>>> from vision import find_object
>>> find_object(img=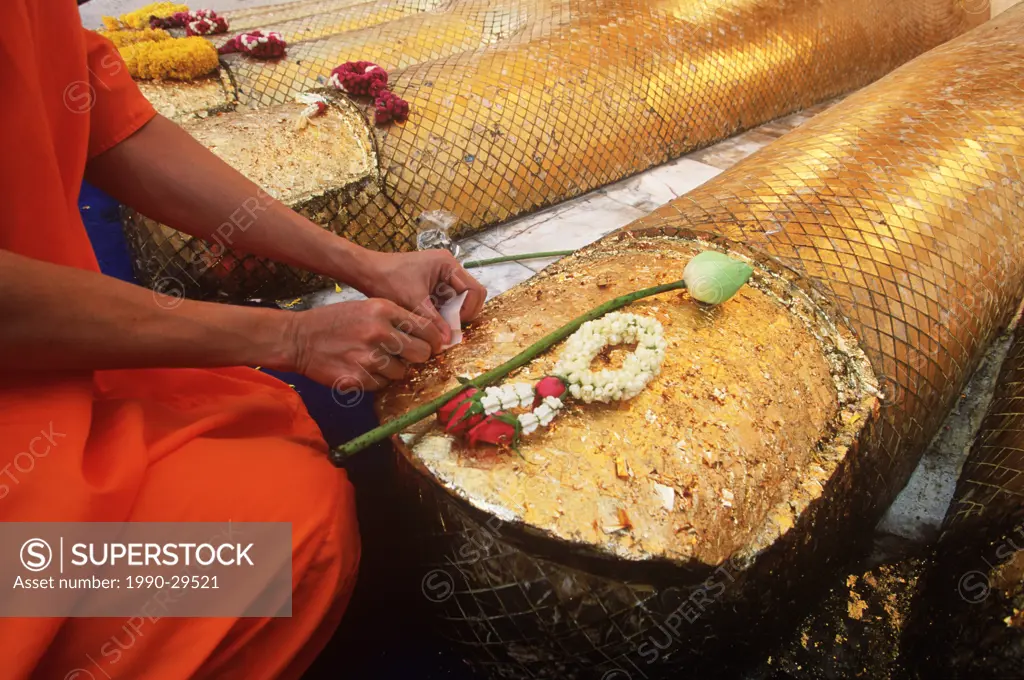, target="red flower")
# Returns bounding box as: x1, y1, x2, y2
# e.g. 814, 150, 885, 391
331, 62, 389, 97
437, 388, 484, 436
534, 376, 566, 406
186, 15, 228, 36
374, 90, 410, 125
466, 415, 516, 447
150, 12, 190, 29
